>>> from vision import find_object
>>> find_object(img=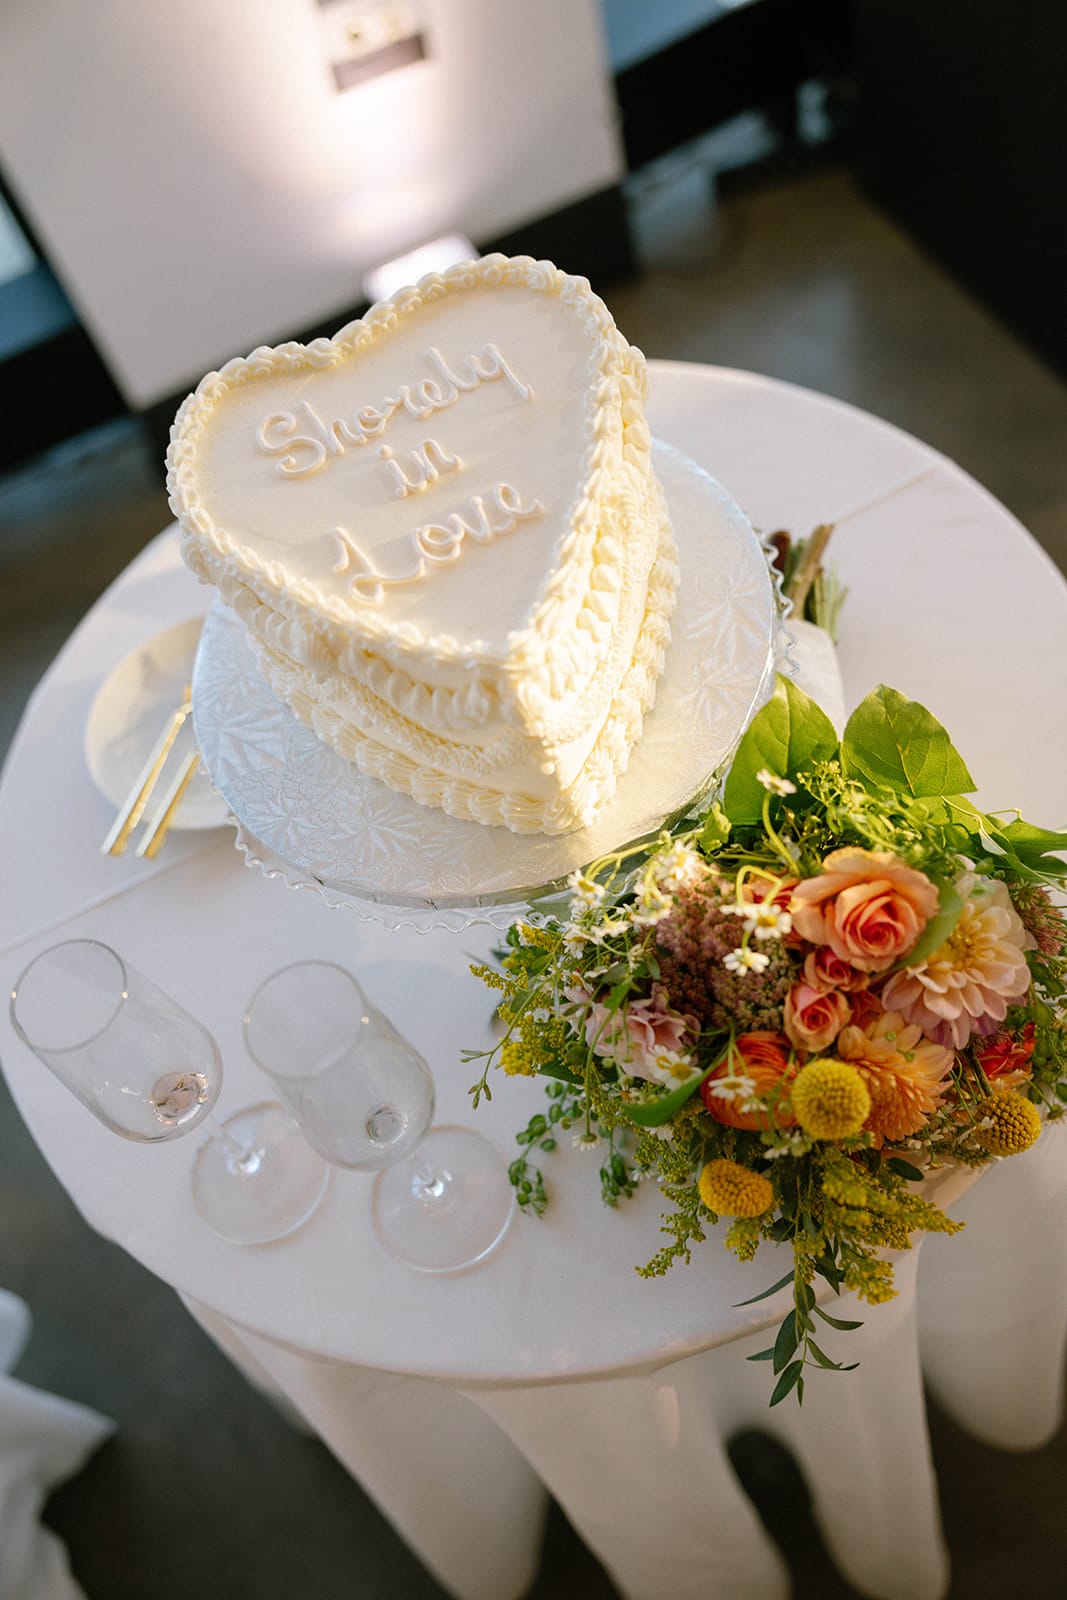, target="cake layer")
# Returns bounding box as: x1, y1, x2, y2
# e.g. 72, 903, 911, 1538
168, 254, 677, 833
251, 509, 678, 834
